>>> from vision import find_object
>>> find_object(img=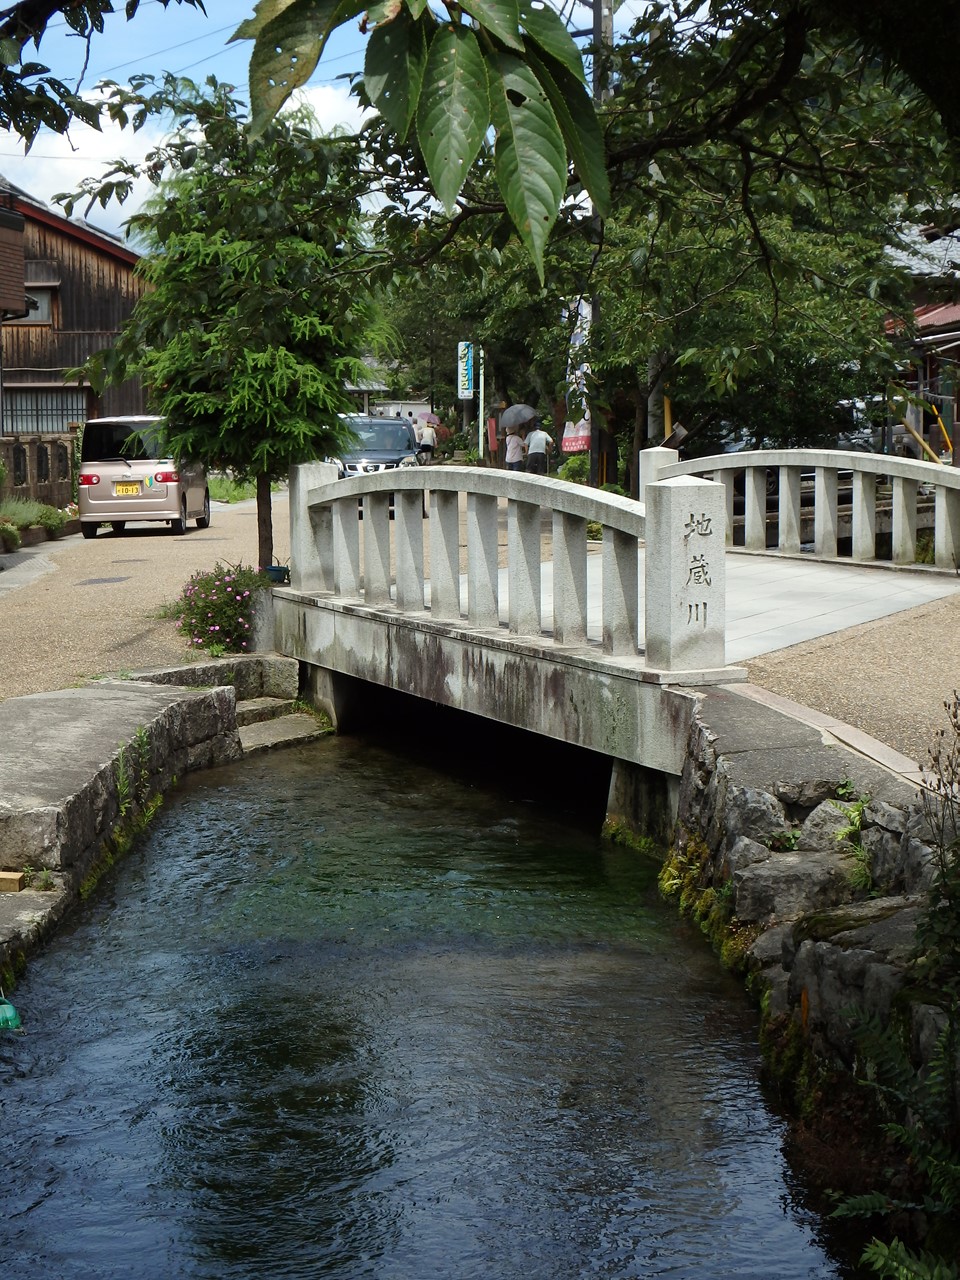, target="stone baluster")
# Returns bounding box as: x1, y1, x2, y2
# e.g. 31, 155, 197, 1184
429, 489, 461, 619
935, 483, 960, 571
851, 471, 877, 561
507, 497, 542, 636
644, 476, 725, 671
466, 492, 499, 628
552, 510, 588, 646
891, 475, 918, 565
362, 492, 392, 606
778, 466, 802, 554
333, 496, 361, 597
814, 467, 839, 558
742, 467, 767, 551
601, 527, 638, 655
394, 489, 426, 611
